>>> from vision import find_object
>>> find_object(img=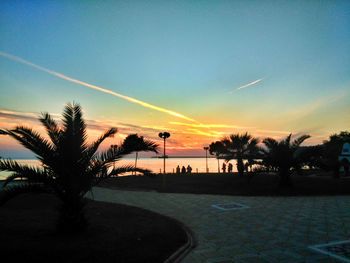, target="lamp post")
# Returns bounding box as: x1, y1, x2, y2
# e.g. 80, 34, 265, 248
204, 146, 209, 173
158, 132, 170, 173
159, 132, 170, 191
